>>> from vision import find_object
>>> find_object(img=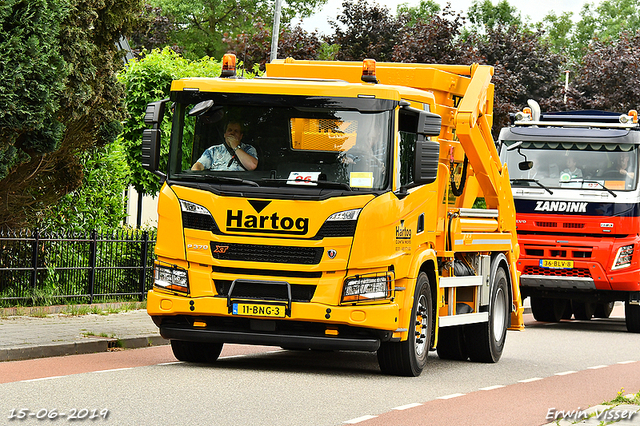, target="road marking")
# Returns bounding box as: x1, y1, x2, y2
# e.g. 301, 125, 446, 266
518, 377, 543, 383
343, 415, 377, 424
392, 403, 422, 410
555, 371, 577, 376
480, 385, 505, 391
93, 367, 134, 374
587, 365, 609, 369
617, 360, 637, 364
437, 393, 465, 400
21, 376, 64, 382
157, 361, 183, 365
